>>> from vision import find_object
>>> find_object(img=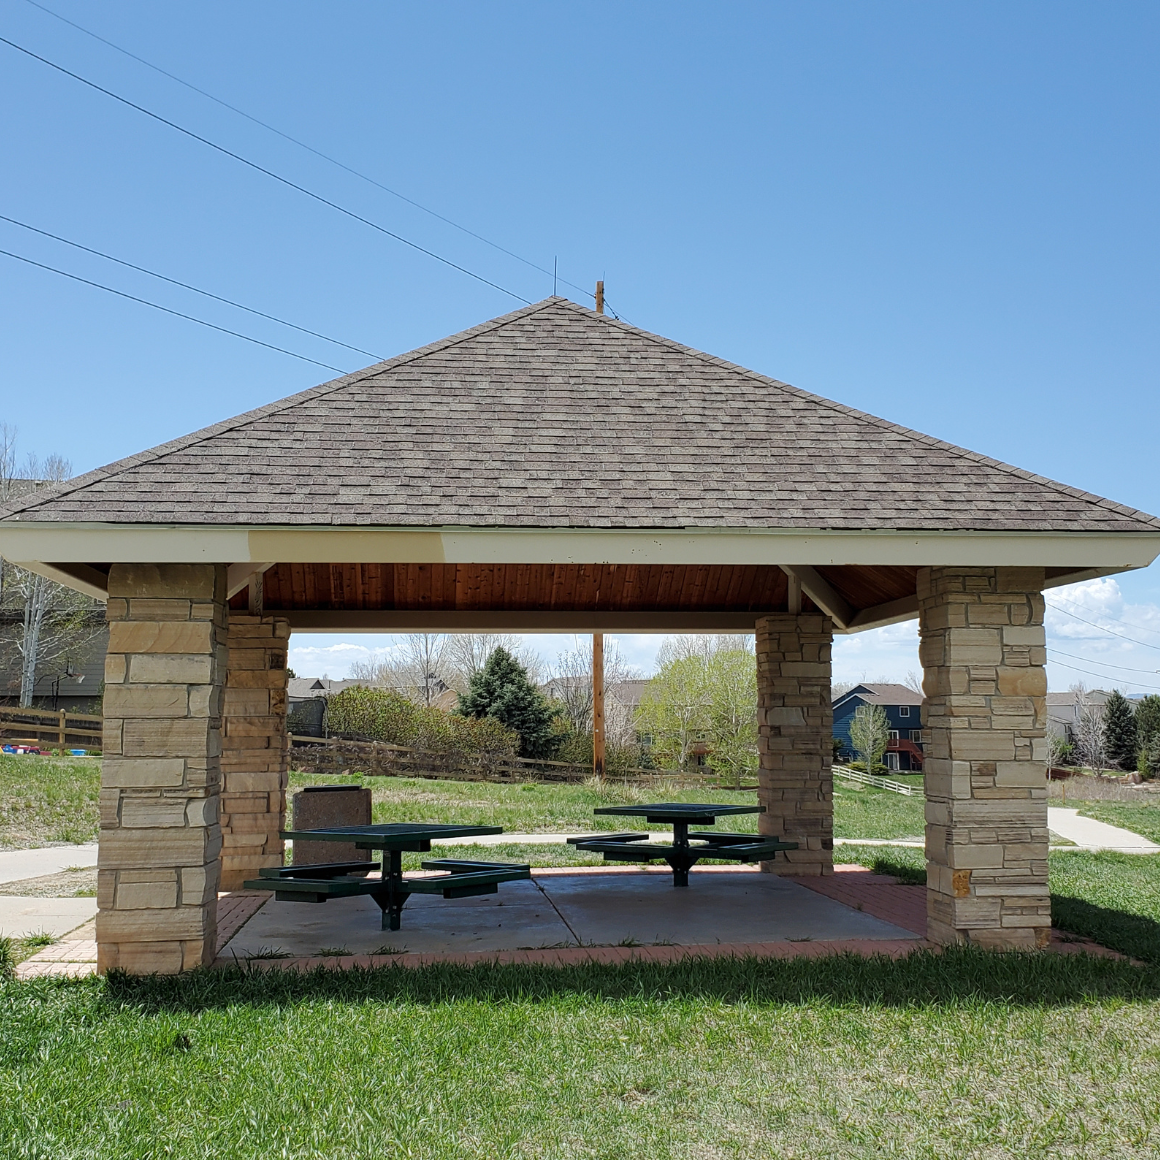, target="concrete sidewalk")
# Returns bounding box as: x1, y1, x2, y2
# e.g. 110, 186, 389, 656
0, 843, 99, 885
1047, 808, 1159, 853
